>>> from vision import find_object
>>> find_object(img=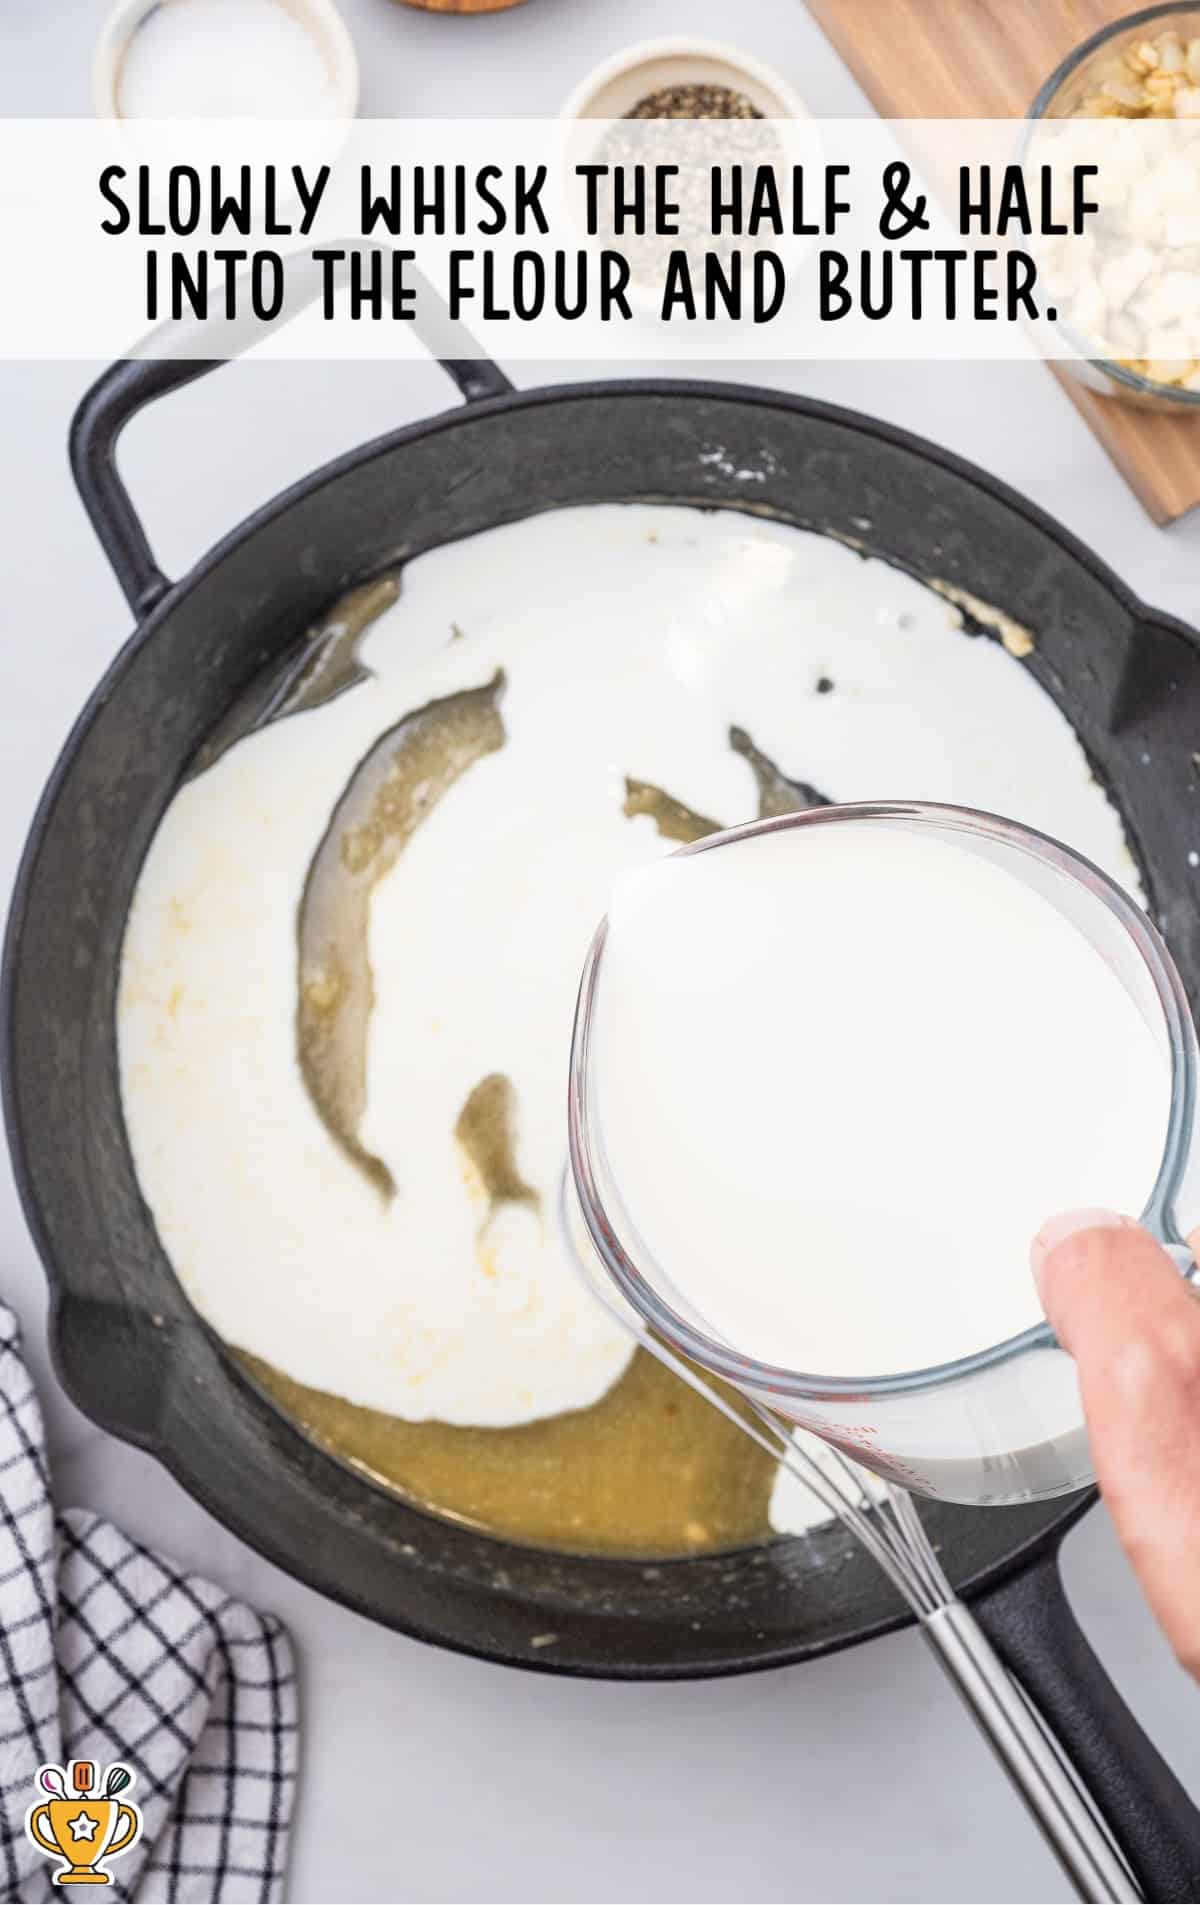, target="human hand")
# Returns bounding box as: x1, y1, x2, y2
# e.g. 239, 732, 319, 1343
1032, 1209, 1200, 1683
